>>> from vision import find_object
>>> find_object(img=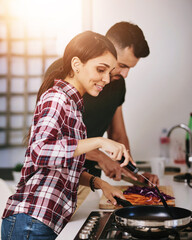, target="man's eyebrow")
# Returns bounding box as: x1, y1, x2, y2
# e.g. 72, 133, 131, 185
119, 63, 130, 68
